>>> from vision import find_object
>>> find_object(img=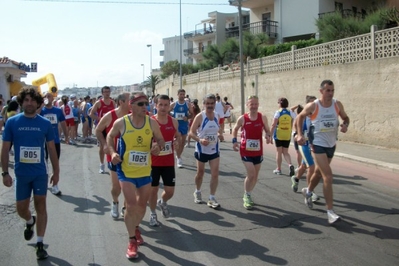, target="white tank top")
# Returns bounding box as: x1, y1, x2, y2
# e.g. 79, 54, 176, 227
215, 101, 224, 118
310, 99, 340, 148
195, 111, 220, 155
